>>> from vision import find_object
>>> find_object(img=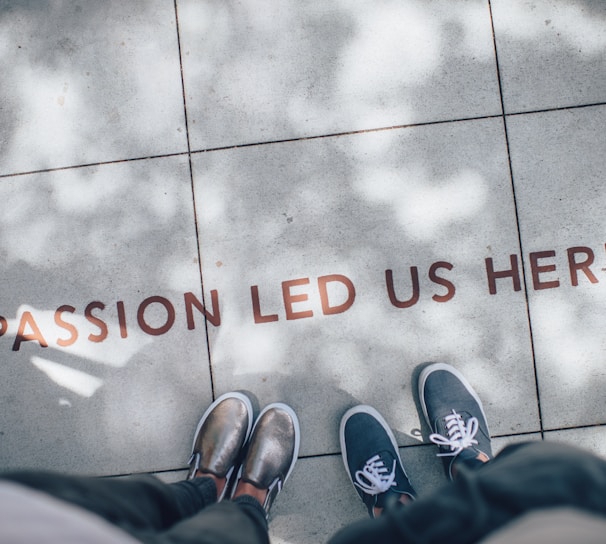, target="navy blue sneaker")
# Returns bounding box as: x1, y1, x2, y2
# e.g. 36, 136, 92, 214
418, 363, 492, 480
340, 405, 415, 518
